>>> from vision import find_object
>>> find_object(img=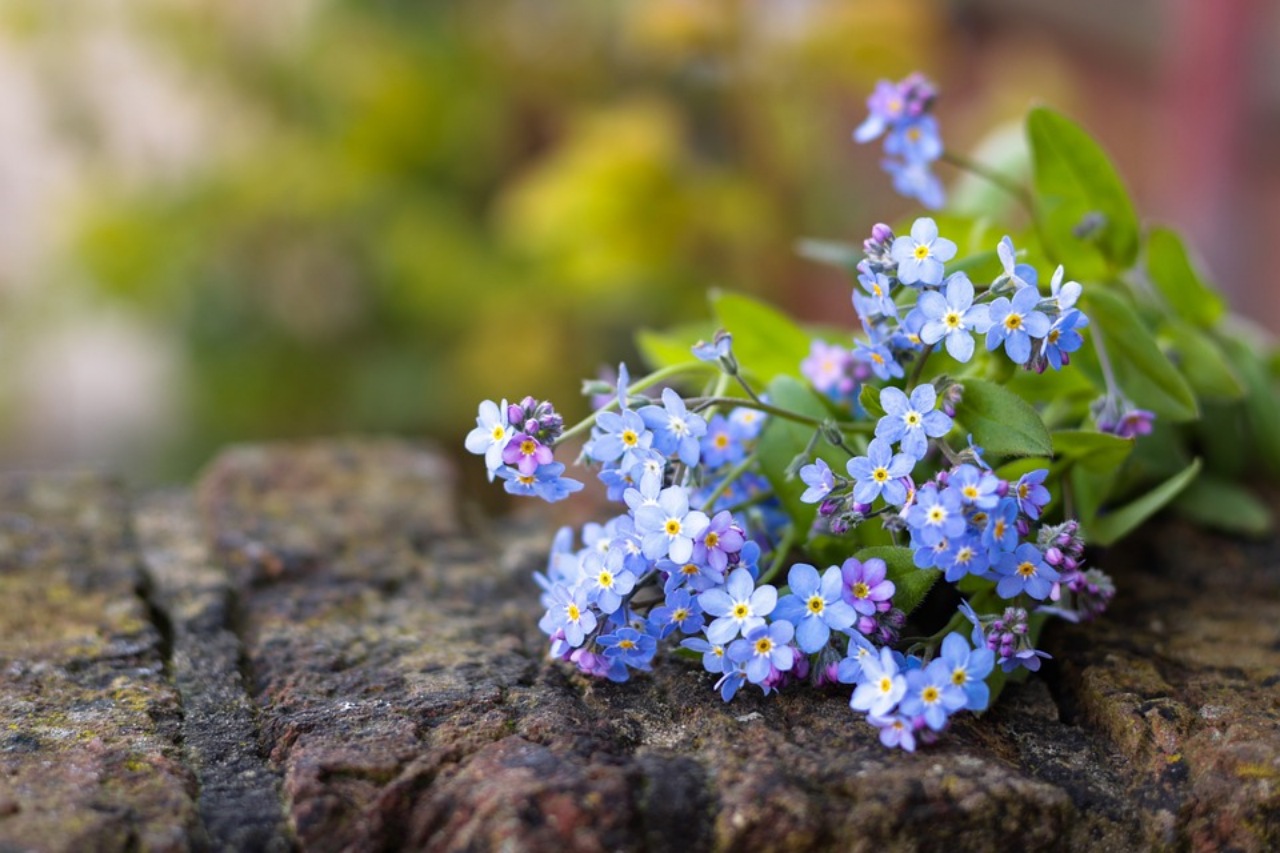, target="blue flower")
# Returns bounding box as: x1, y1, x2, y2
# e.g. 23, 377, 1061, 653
948, 464, 1000, 510
883, 158, 945, 210
680, 636, 727, 674
639, 388, 707, 466
773, 563, 857, 653
846, 438, 915, 506
1013, 469, 1051, 520
728, 621, 796, 684
901, 658, 966, 731
692, 330, 733, 364
543, 583, 597, 647
885, 115, 943, 163
464, 398, 512, 480
936, 534, 990, 583
649, 588, 705, 638
798, 458, 835, 504
981, 497, 1021, 560
870, 714, 917, 752
633, 485, 711, 564
995, 543, 1059, 600
587, 409, 652, 464
580, 552, 637, 615
936, 631, 995, 712
984, 286, 1051, 364
700, 414, 747, 469
905, 484, 967, 546
1049, 264, 1081, 310
890, 217, 956, 286
852, 339, 904, 382
850, 647, 907, 717
856, 267, 898, 318
918, 272, 986, 362
497, 462, 584, 503
875, 385, 953, 460
1039, 308, 1088, 371
835, 631, 880, 683
700, 567, 778, 644
729, 405, 767, 440
599, 626, 657, 670
996, 236, 1038, 290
